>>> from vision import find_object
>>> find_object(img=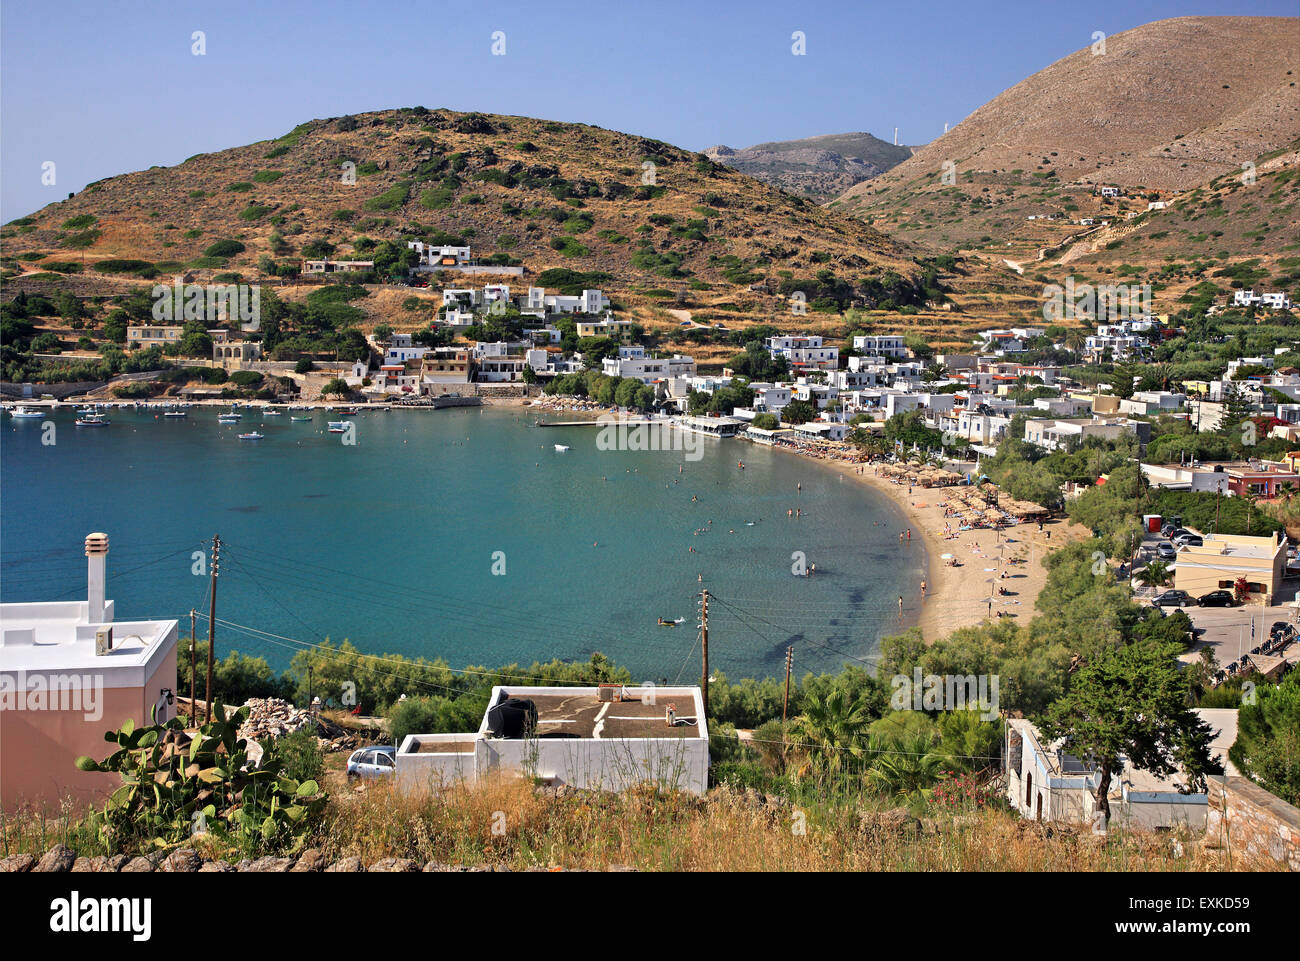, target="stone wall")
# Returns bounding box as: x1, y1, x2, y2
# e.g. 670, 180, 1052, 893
1205, 775, 1300, 871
